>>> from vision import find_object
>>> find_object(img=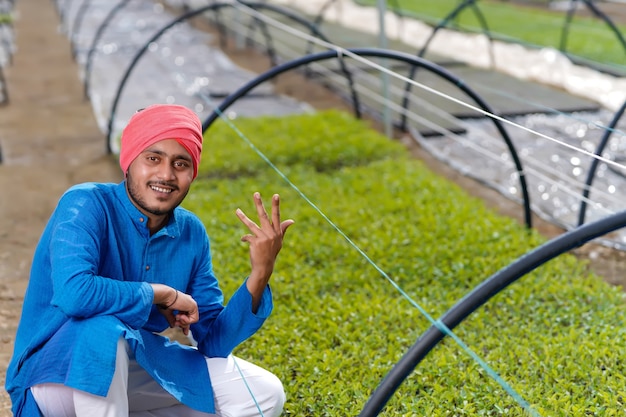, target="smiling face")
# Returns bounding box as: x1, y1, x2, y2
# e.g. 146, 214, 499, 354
125, 139, 194, 232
